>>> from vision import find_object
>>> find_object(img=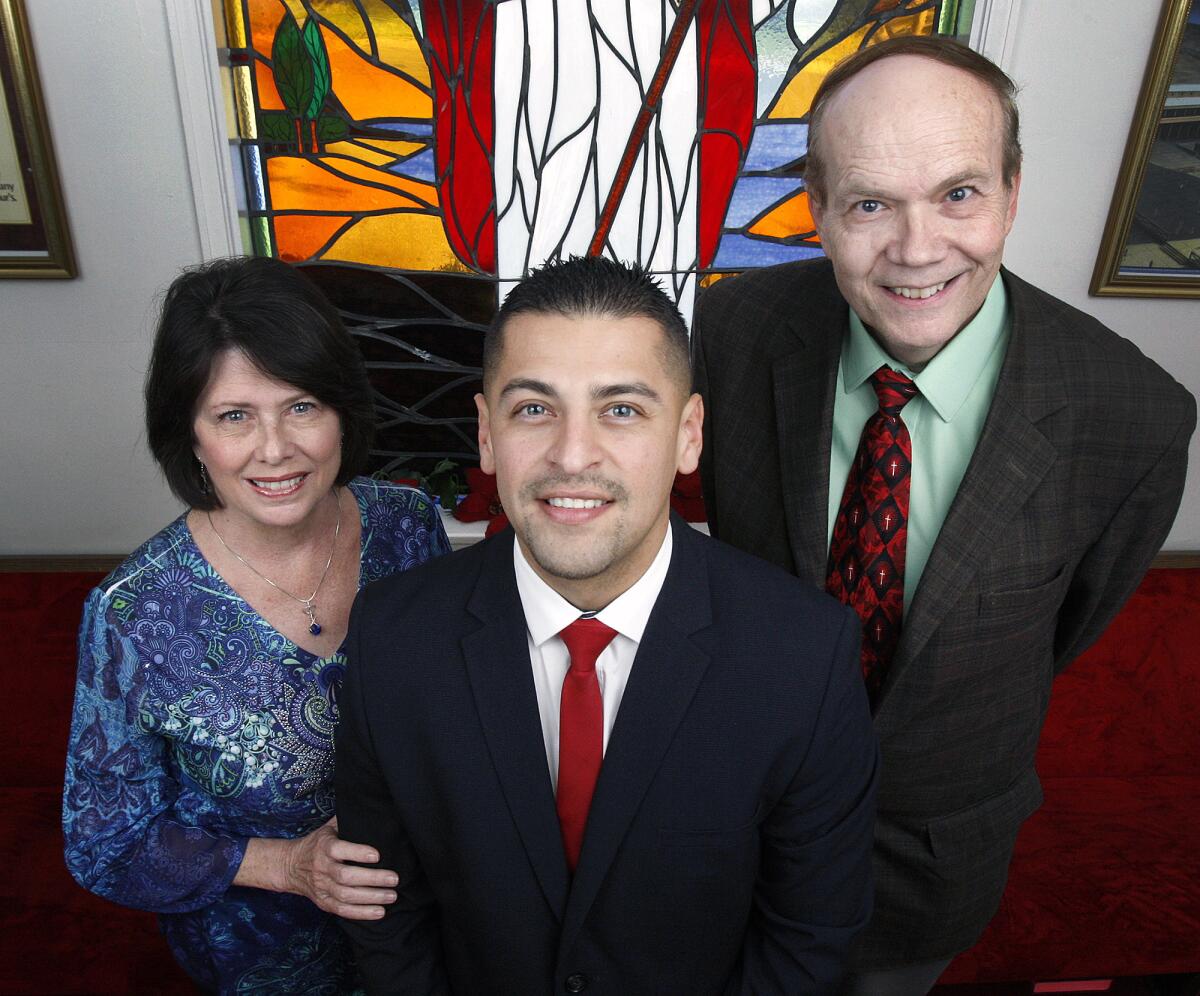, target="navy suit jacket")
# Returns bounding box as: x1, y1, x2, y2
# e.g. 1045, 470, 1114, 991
336, 515, 879, 995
